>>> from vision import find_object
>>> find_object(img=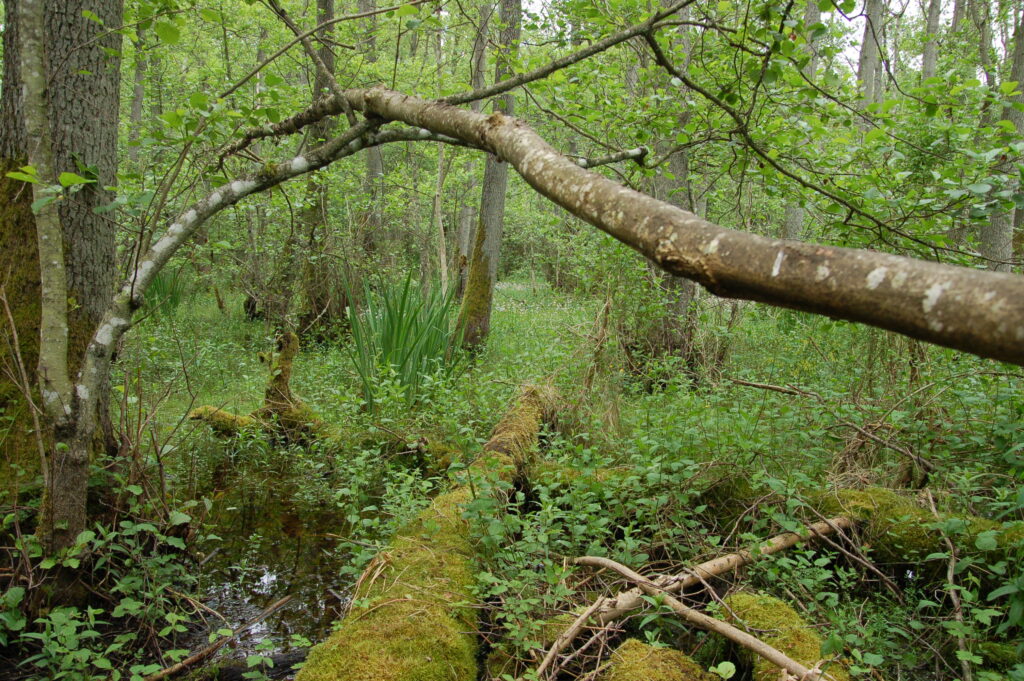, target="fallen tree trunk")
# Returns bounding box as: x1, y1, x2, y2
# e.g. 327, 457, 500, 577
295, 86, 1024, 366
536, 517, 854, 676
296, 385, 558, 681
812, 487, 1024, 566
